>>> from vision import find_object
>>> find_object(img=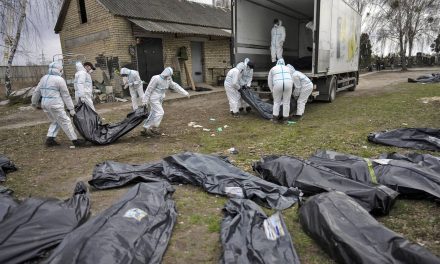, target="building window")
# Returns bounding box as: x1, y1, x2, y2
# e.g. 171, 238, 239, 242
78, 0, 87, 24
